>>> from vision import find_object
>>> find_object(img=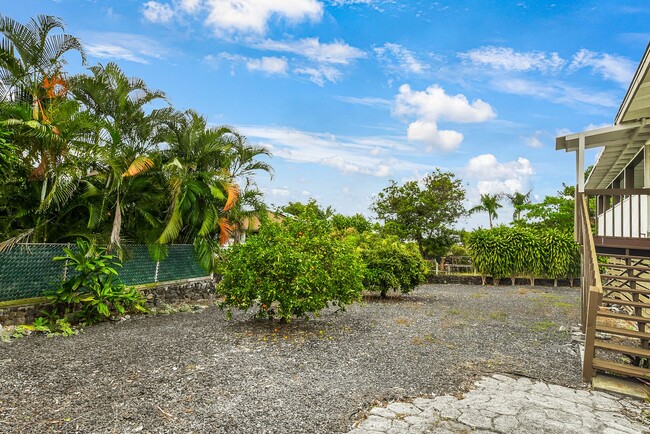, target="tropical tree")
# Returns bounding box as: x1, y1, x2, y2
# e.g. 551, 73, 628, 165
155, 109, 240, 270
70, 62, 169, 248
372, 170, 466, 258
507, 190, 531, 221
469, 193, 503, 229
0, 14, 85, 118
